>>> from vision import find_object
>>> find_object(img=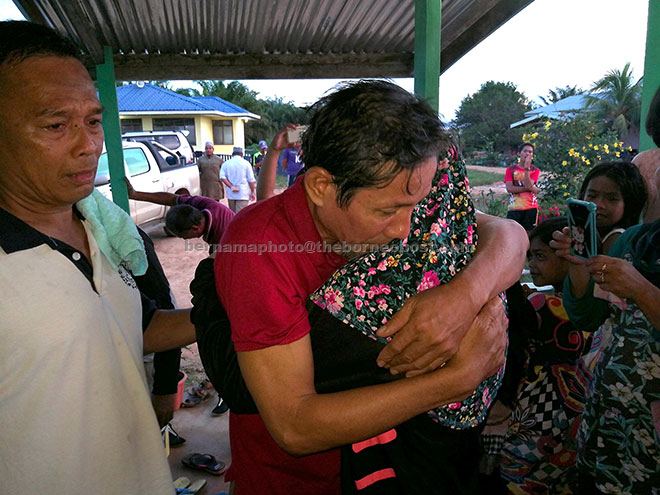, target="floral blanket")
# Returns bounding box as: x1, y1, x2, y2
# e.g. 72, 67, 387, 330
310, 155, 504, 429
